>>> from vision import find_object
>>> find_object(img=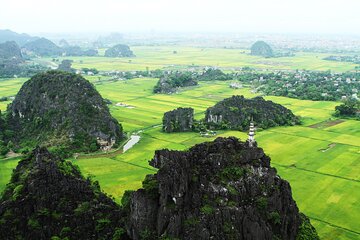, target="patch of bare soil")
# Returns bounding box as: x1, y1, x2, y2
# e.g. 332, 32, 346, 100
308, 119, 344, 129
